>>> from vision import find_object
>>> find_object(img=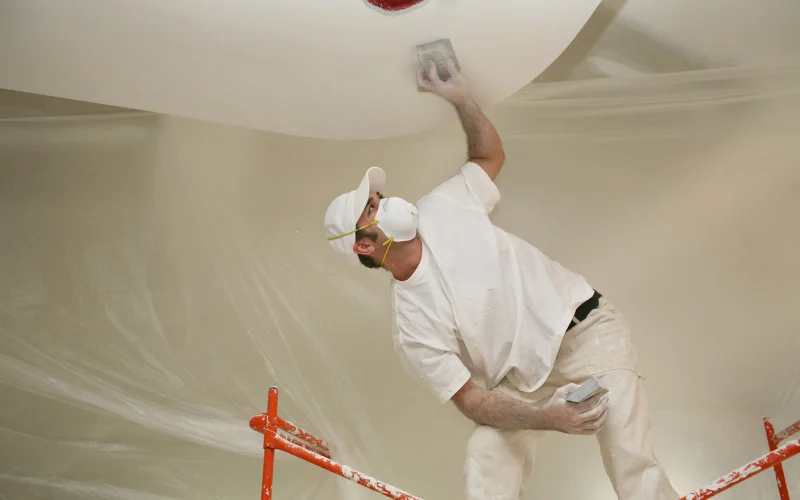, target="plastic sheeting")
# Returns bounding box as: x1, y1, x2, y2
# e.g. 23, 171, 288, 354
1, 64, 799, 500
